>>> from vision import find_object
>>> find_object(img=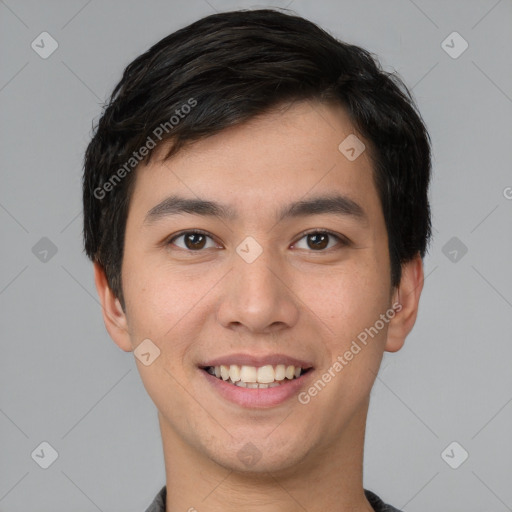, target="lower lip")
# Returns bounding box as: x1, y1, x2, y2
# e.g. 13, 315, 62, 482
200, 368, 314, 408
